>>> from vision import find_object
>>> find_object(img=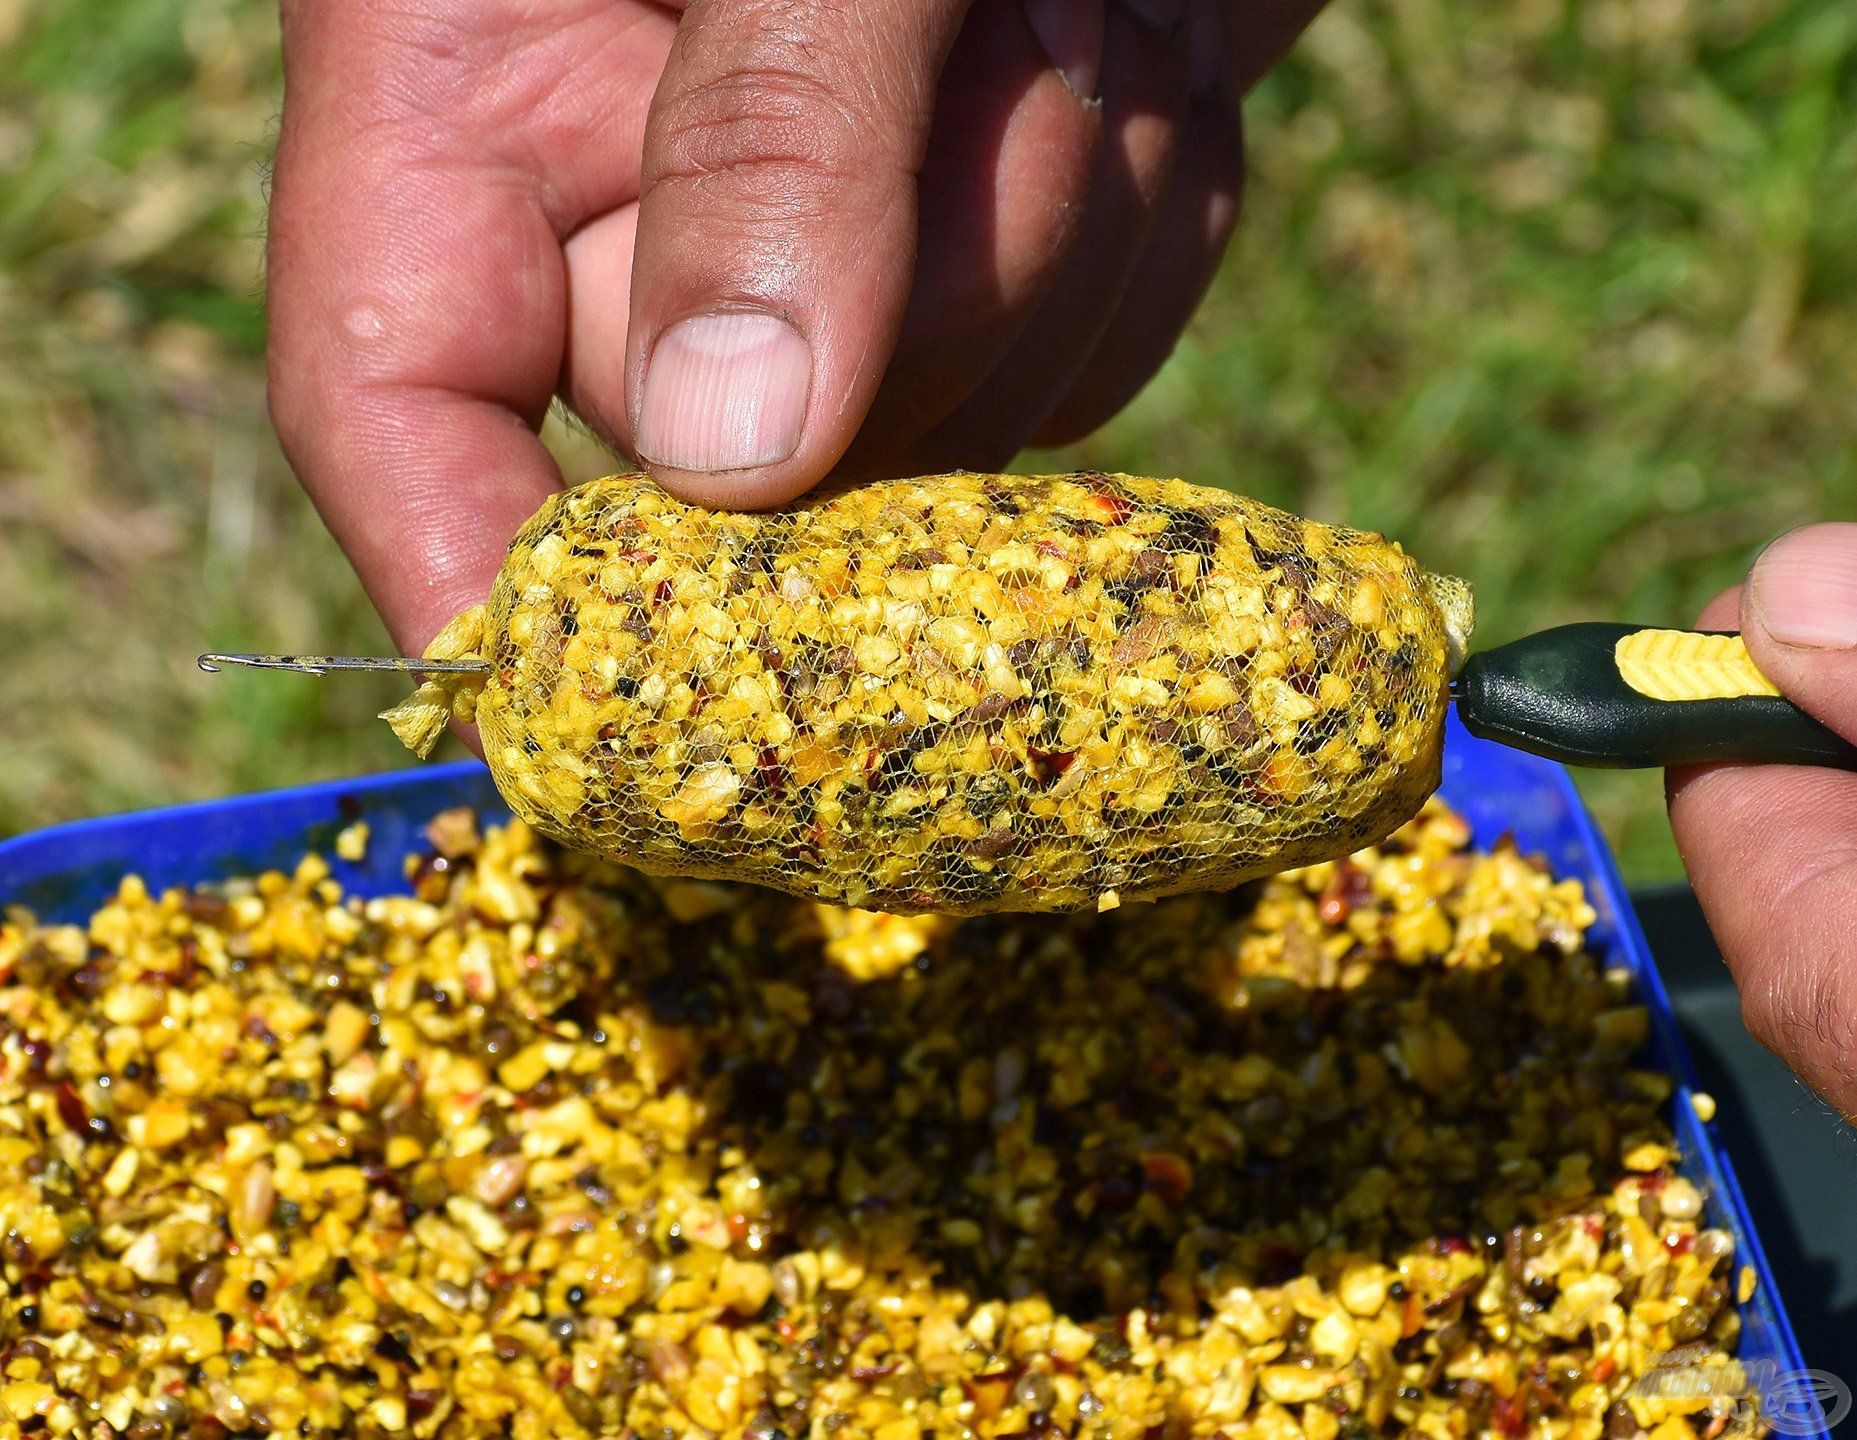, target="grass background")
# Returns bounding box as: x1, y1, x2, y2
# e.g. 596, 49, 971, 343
2, 0, 1853, 879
